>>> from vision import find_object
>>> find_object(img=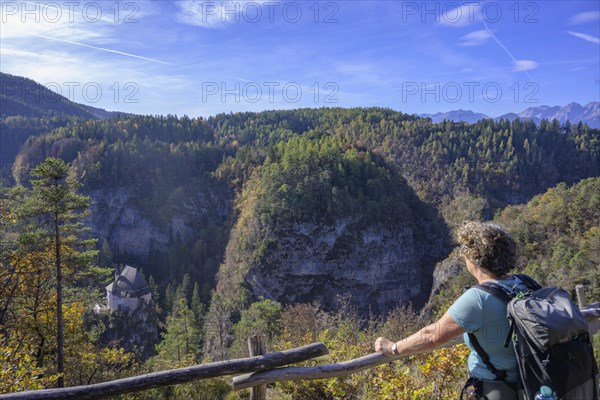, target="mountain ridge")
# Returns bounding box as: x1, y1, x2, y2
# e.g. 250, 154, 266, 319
0, 72, 126, 119
418, 101, 599, 128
